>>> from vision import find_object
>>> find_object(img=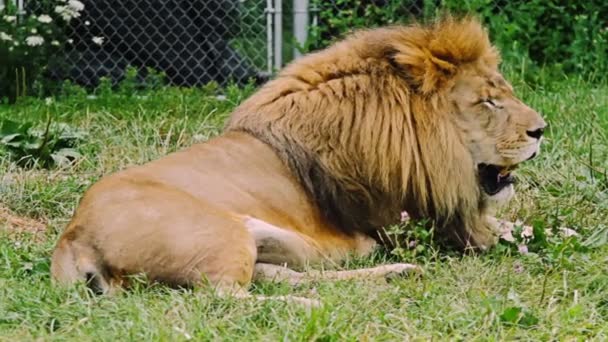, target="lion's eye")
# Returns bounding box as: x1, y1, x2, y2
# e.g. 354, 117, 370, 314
481, 98, 504, 109
483, 99, 497, 107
